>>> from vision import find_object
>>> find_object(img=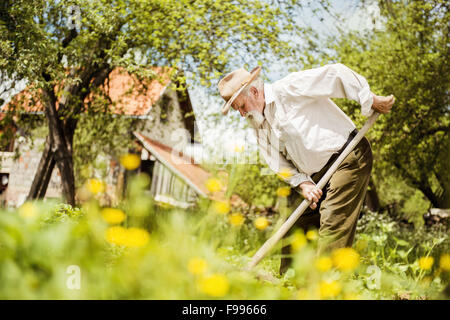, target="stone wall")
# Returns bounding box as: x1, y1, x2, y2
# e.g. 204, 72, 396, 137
3, 138, 62, 207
